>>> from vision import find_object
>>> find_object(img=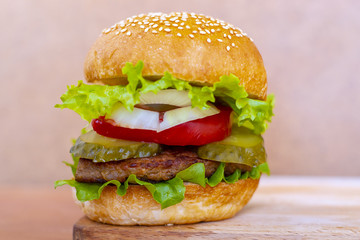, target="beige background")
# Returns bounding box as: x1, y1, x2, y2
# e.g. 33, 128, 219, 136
1, 0, 359, 185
